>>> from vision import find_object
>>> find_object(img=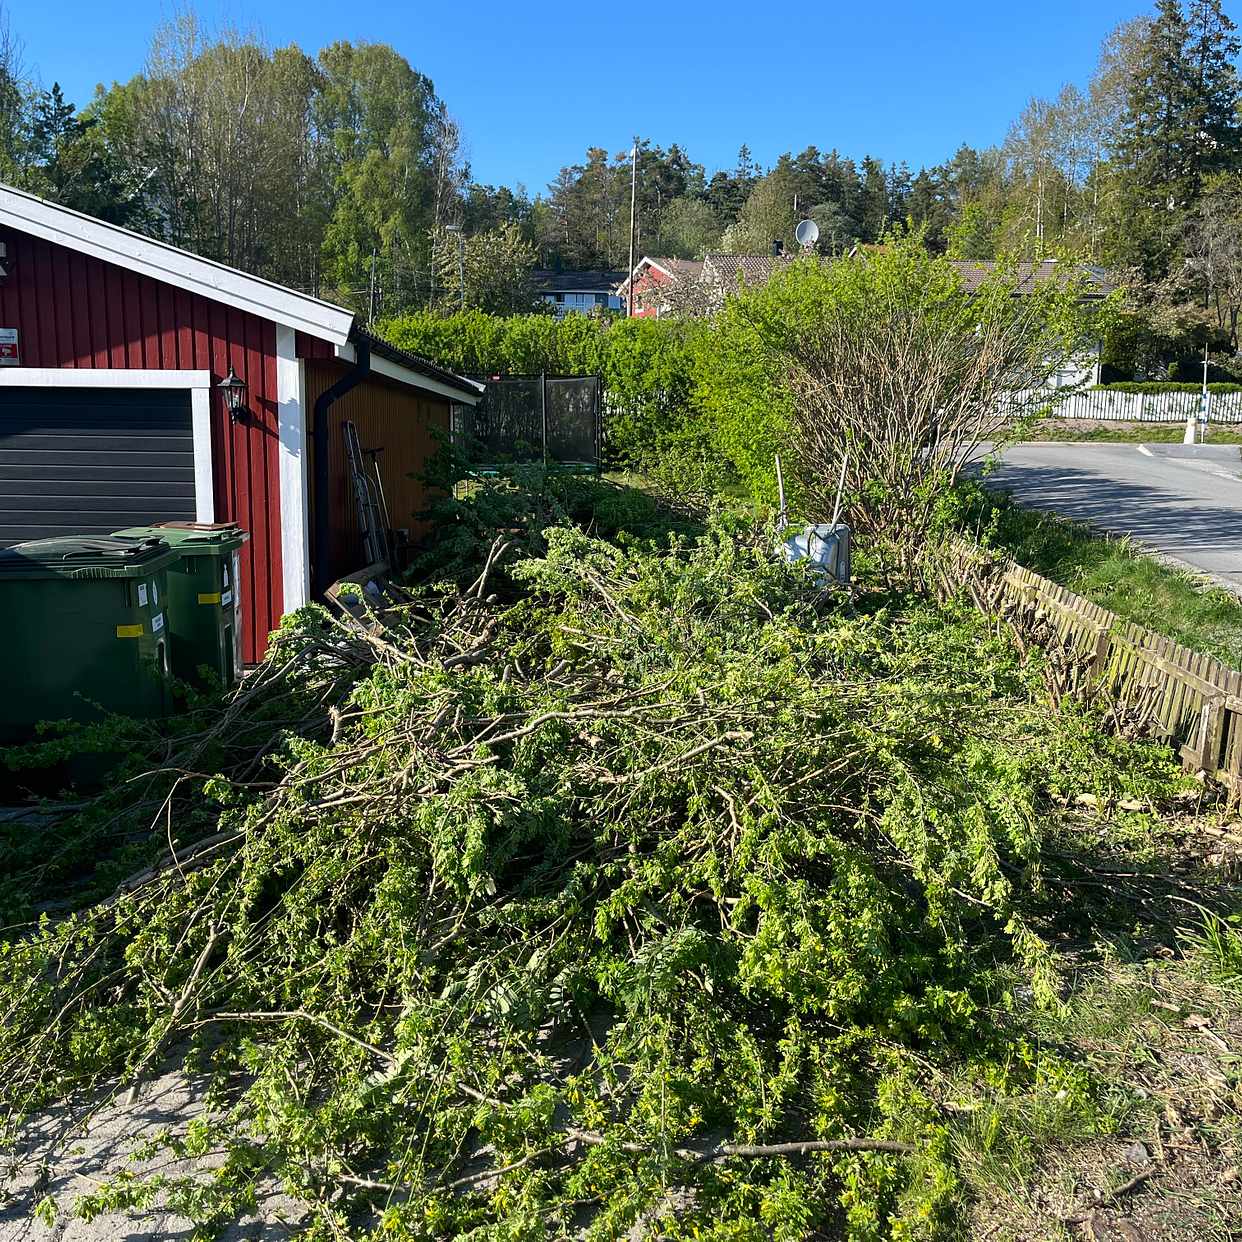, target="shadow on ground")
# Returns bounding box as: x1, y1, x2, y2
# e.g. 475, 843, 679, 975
975, 455, 1242, 574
